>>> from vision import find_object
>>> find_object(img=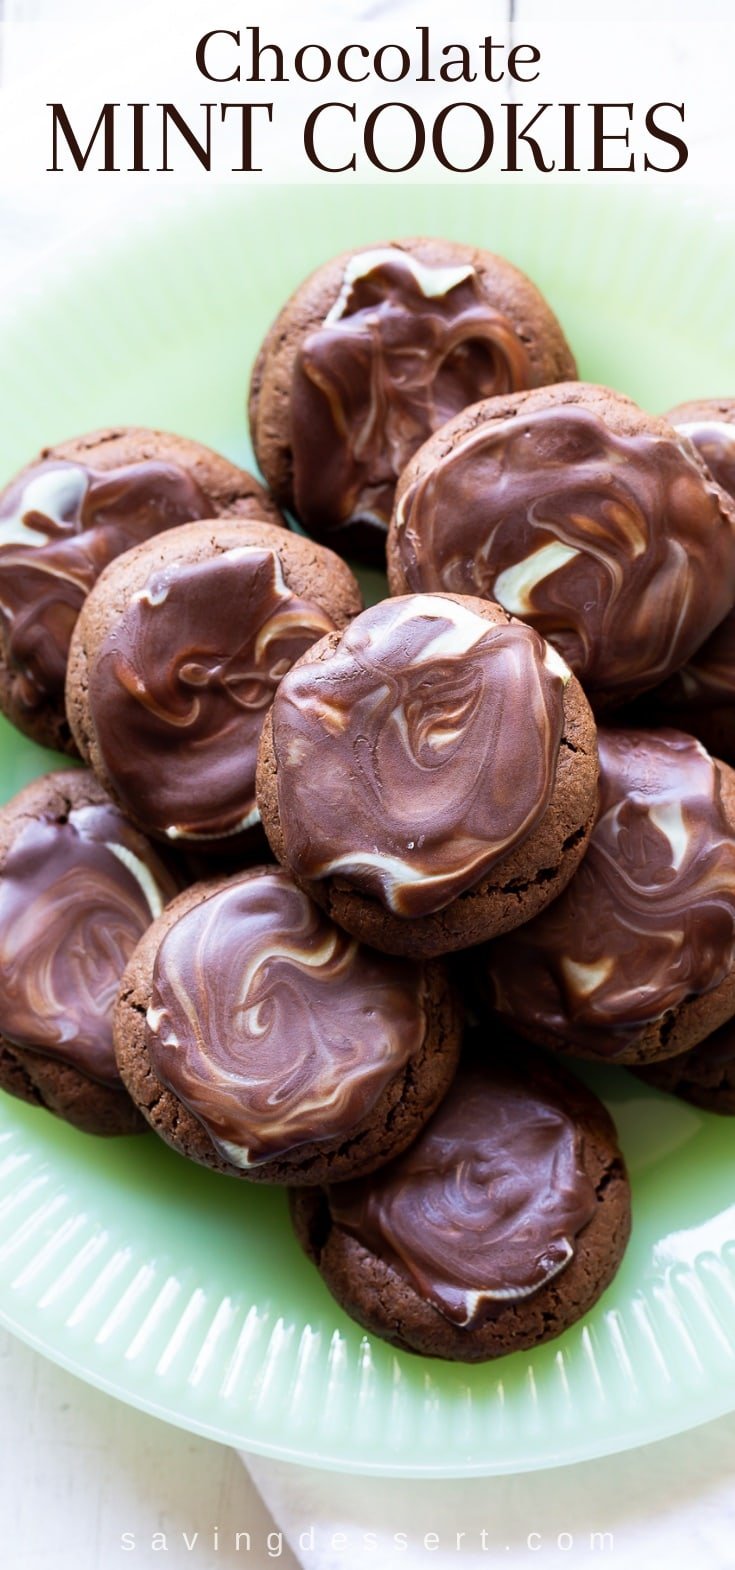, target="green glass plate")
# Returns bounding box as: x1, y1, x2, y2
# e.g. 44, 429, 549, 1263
0, 183, 733, 1476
